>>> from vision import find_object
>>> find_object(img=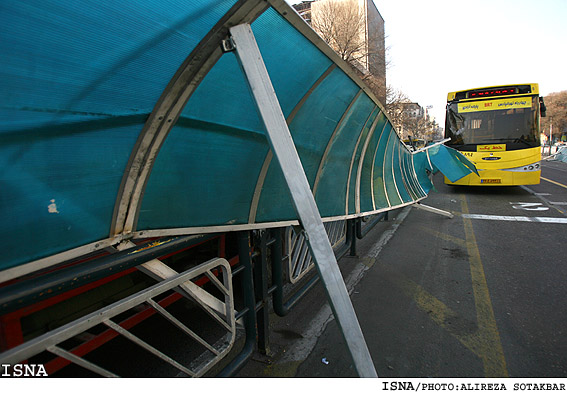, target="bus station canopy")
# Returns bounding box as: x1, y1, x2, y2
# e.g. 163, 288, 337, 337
0, 0, 476, 277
